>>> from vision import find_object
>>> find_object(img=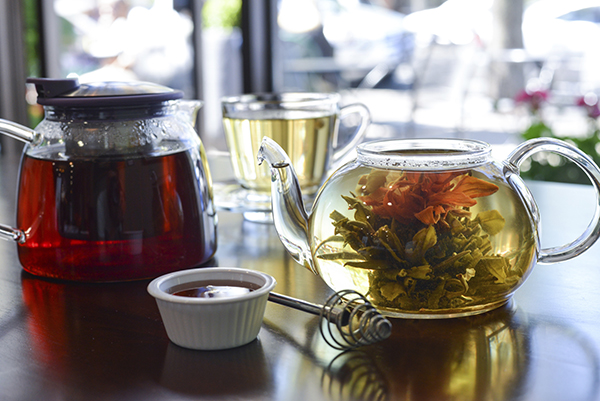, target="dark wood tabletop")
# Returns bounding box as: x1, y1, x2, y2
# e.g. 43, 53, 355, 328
0, 150, 599, 401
